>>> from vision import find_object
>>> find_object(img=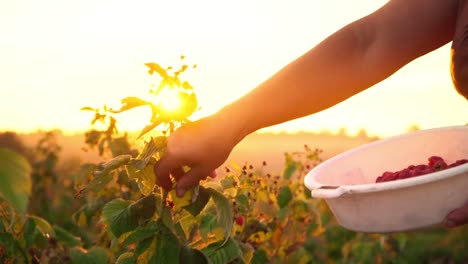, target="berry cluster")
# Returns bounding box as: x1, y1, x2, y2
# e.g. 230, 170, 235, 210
375, 156, 468, 183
